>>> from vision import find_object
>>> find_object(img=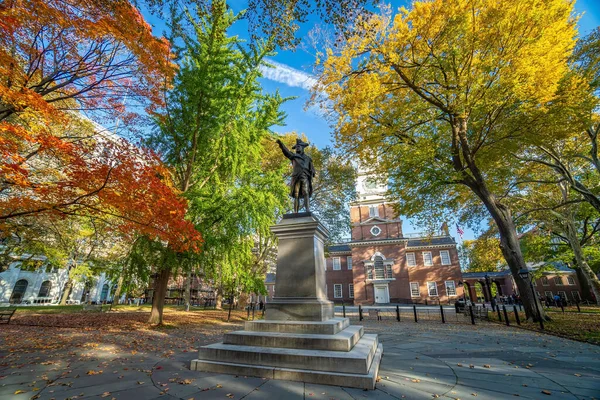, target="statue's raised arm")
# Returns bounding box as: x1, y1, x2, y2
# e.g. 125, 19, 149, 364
276, 139, 294, 160
276, 137, 314, 213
